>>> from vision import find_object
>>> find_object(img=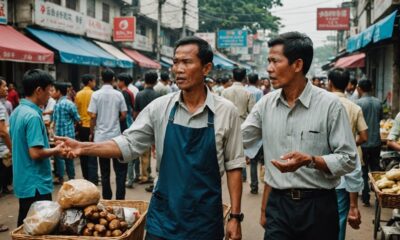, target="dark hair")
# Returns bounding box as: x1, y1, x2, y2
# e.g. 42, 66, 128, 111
268, 31, 314, 75
160, 72, 169, 81
350, 79, 358, 86
144, 71, 158, 85
358, 79, 372, 92
328, 68, 350, 92
81, 74, 95, 86
54, 82, 68, 96
101, 68, 115, 83
221, 76, 230, 85
174, 36, 213, 65
248, 73, 259, 85
22, 69, 54, 96
232, 68, 246, 82
117, 73, 133, 86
